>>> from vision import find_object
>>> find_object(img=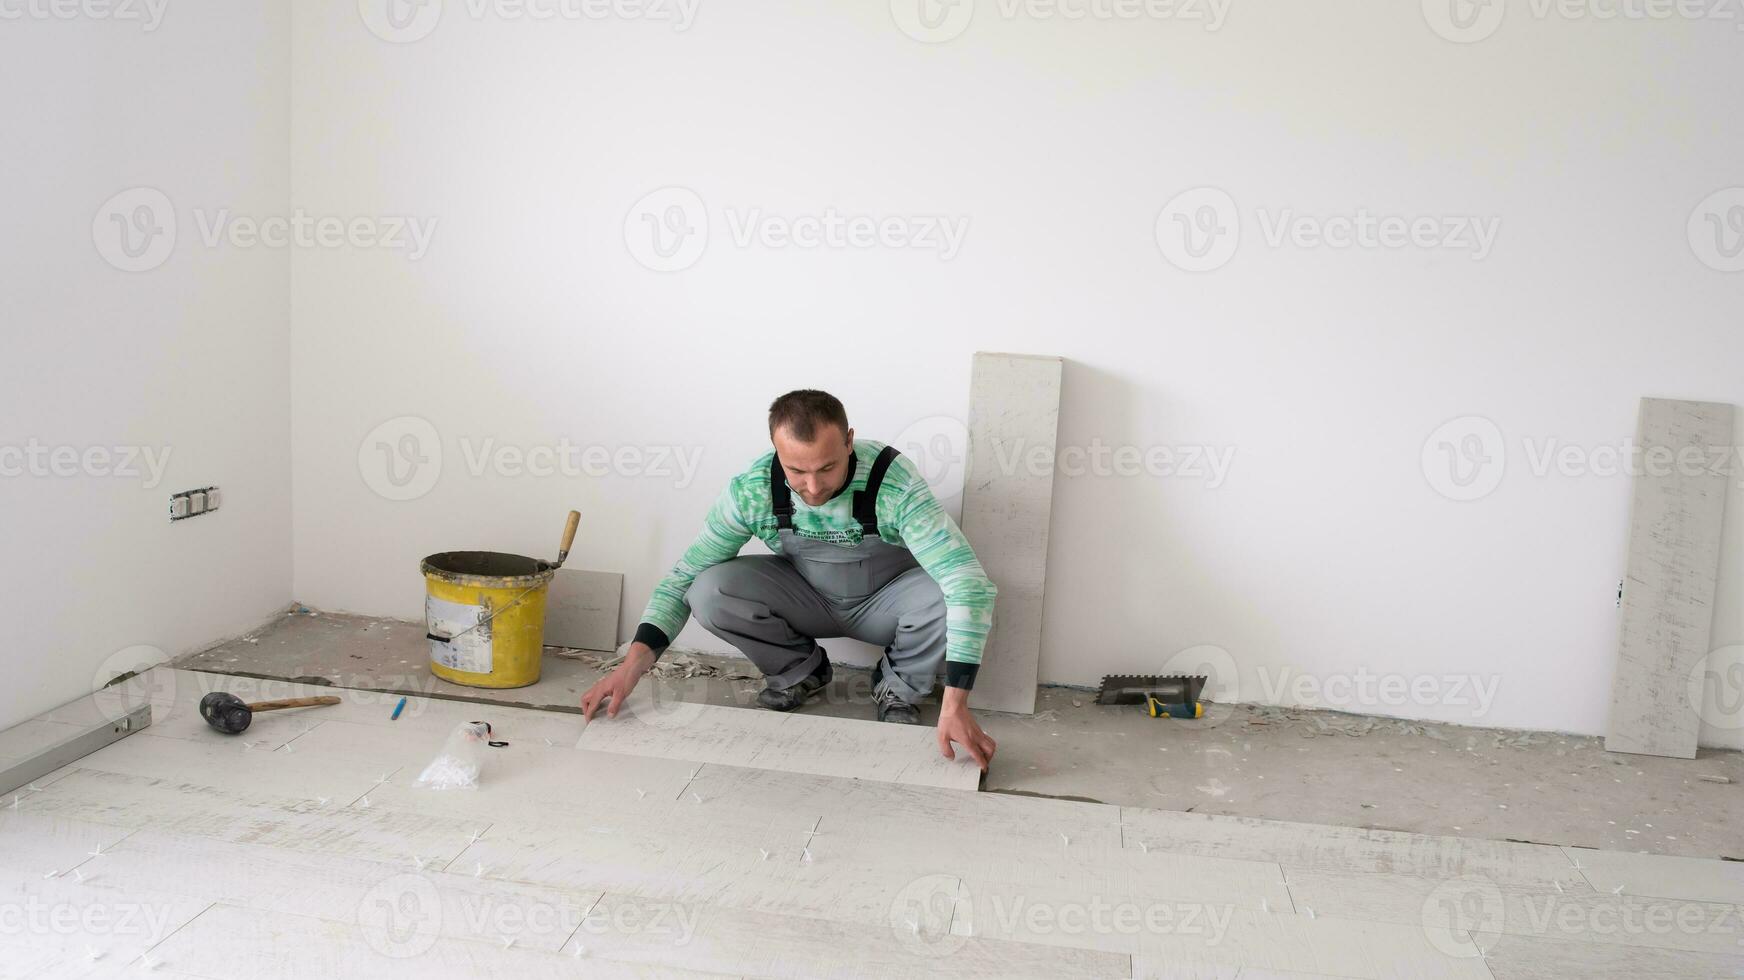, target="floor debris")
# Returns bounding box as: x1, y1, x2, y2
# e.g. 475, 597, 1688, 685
557, 649, 762, 682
